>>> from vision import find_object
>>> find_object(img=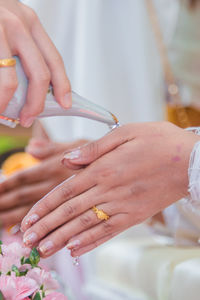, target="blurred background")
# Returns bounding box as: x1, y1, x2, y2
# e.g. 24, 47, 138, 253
1, 0, 200, 299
